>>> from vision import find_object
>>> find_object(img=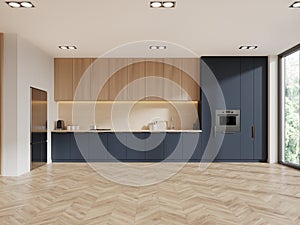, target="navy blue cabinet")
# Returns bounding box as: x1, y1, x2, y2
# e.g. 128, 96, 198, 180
88, 133, 107, 161
126, 132, 147, 161
70, 133, 89, 161
164, 133, 182, 161
107, 133, 127, 161
51, 132, 70, 161
52, 132, 203, 162
31, 143, 42, 163
182, 132, 202, 161
145, 132, 165, 161
201, 57, 267, 162
241, 57, 267, 161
